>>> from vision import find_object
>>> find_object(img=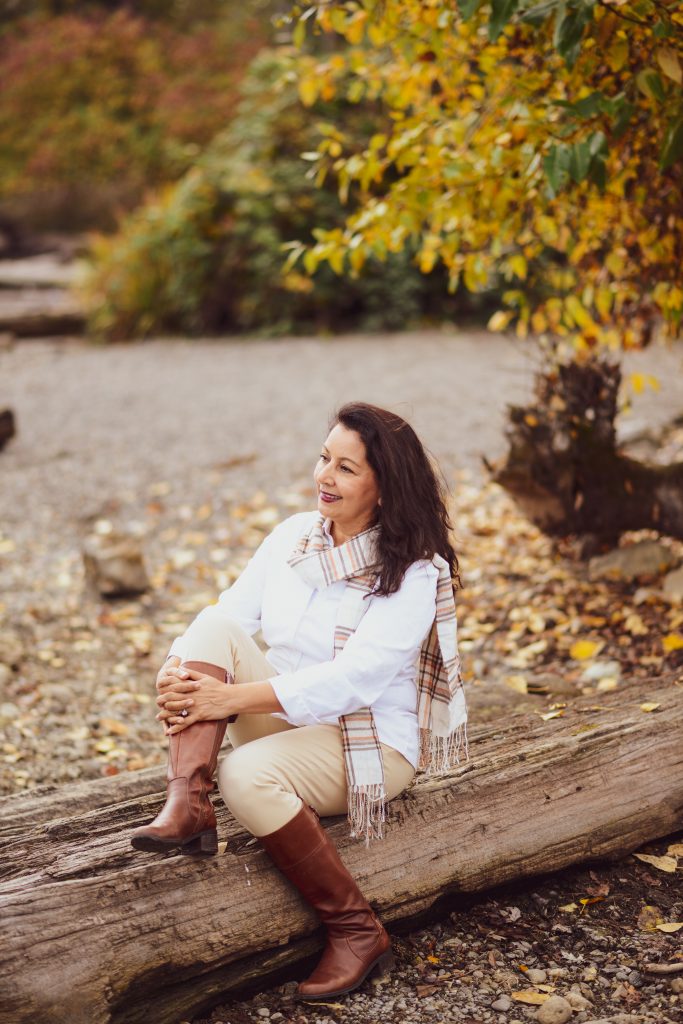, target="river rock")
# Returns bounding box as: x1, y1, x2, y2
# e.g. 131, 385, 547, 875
83, 530, 150, 597
662, 565, 683, 602
535, 995, 573, 1024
